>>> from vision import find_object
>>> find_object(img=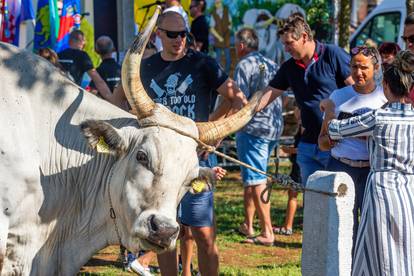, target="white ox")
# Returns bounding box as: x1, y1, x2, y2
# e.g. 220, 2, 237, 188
0, 9, 262, 275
